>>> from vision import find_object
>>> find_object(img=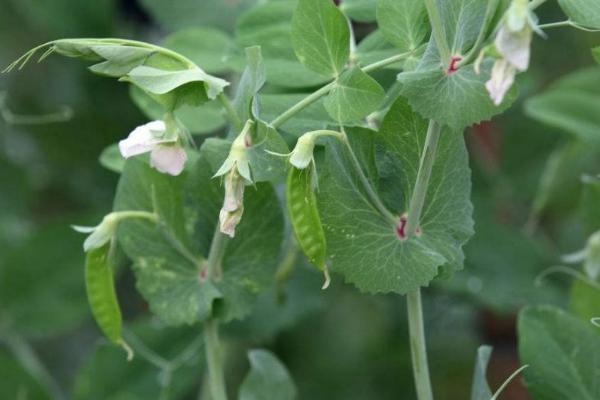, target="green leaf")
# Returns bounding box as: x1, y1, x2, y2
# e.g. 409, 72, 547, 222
594, 47, 600, 64
340, 0, 377, 22
399, 59, 517, 130
130, 86, 226, 135
558, 0, 600, 29
518, 306, 600, 400
355, 30, 401, 68
239, 350, 297, 400
398, 0, 515, 130
114, 153, 284, 324
324, 66, 385, 124
525, 67, 600, 144
87, 45, 155, 77
291, 0, 350, 77
582, 175, 600, 235
236, 1, 329, 88
163, 27, 238, 74
0, 350, 48, 400
234, 46, 266, 125
99, 143, 125, 173
317, 98, 473, 293
125, 66, 229, 107
470, 346, 493, 400
376, 0, 429, 52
